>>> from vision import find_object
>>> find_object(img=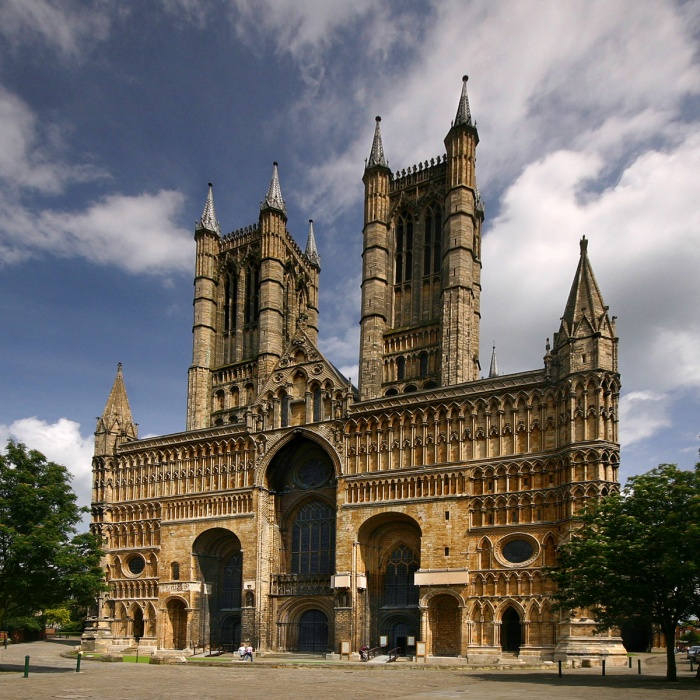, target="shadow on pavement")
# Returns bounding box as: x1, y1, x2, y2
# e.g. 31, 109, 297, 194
0, 663, 74, 674
466, 672, 697, 691
46, 639, 81, 647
